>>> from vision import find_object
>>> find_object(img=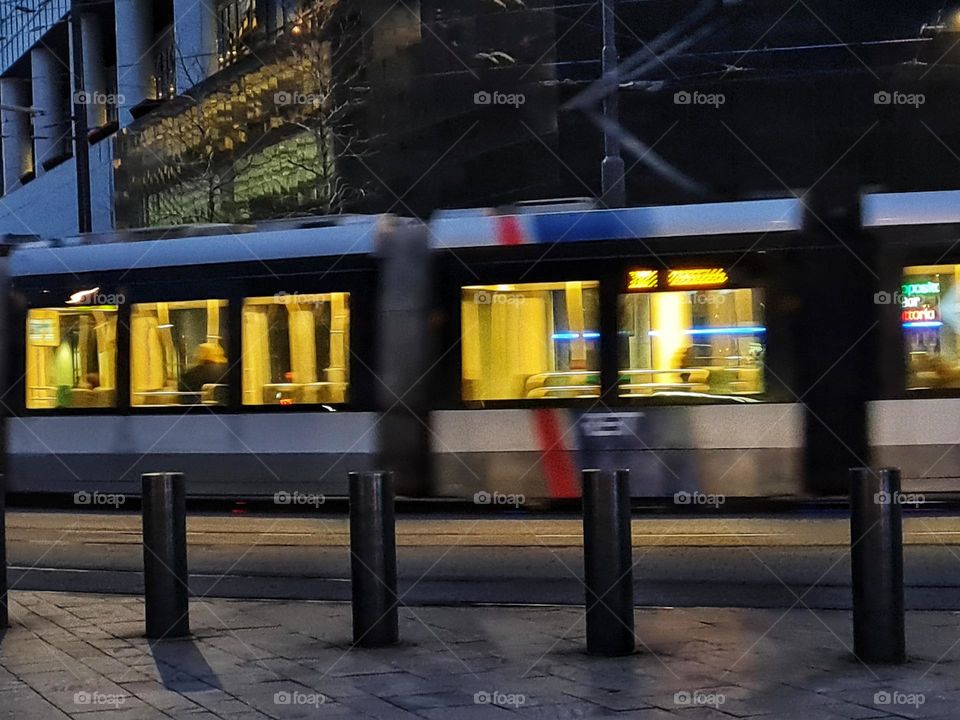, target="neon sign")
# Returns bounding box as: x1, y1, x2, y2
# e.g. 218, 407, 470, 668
902, 281, 940, 296
902, 308, 937, 322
